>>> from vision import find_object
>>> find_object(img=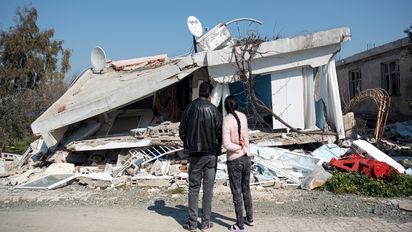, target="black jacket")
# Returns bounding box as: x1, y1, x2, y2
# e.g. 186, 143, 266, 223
179, 97, 222, 156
